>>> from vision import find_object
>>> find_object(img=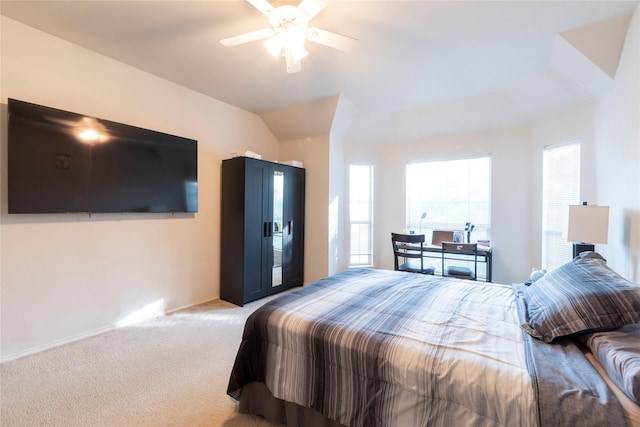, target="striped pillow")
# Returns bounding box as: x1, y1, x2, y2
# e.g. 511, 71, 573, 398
522, 252, 640, 343
583, 324, 640, 404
